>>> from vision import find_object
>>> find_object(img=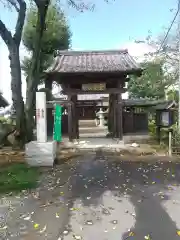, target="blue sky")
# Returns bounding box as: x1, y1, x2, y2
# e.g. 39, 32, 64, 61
0, 0, 178, 102
0, 0, 177, 50
68, 0, 177, 49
